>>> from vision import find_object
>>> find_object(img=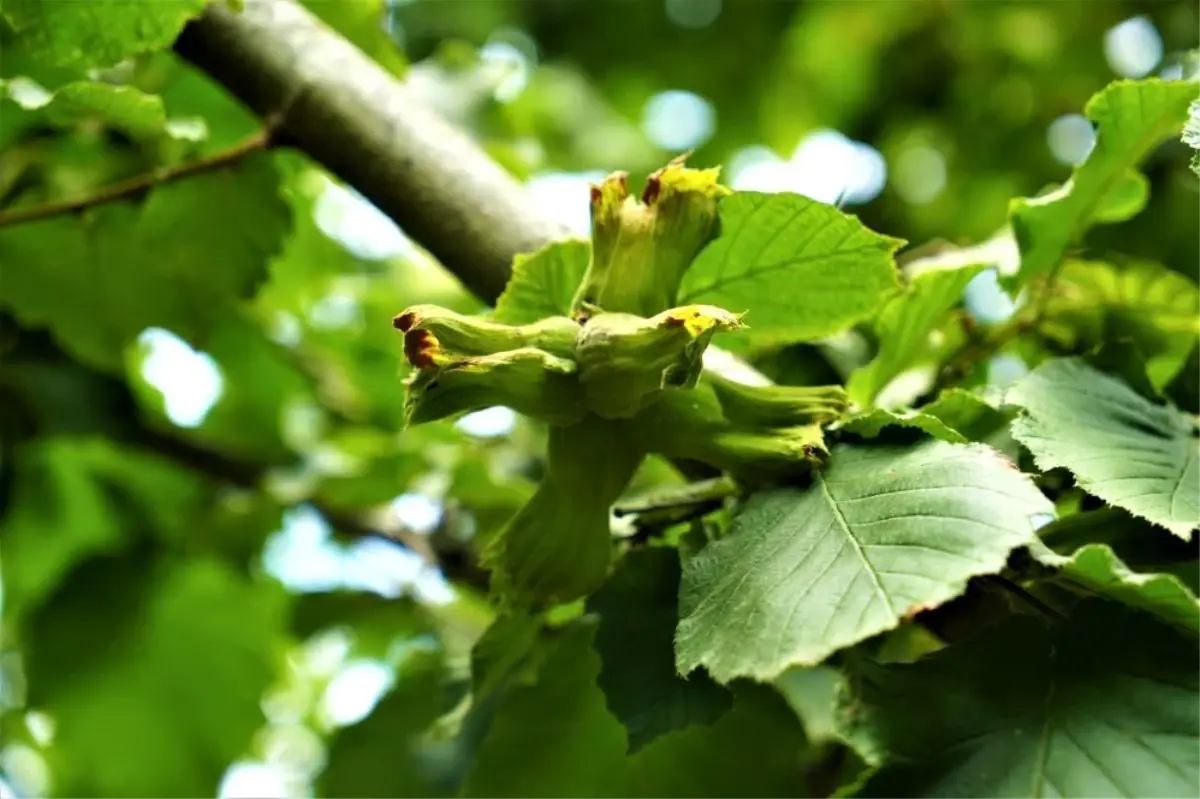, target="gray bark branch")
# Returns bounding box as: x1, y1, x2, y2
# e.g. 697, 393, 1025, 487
175, 0, 565, 304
